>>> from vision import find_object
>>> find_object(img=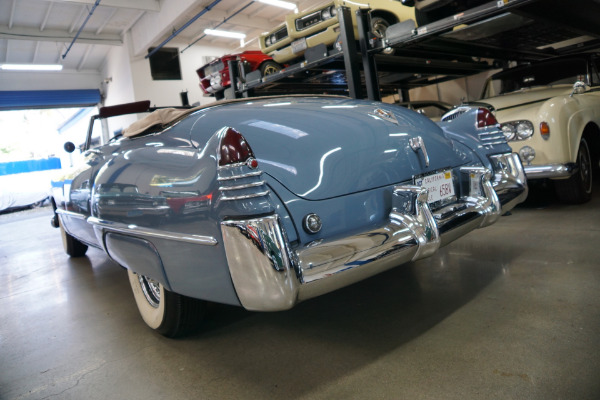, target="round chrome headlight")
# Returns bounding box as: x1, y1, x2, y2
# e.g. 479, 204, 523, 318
210, 75, 222, 88
265, 36, 272, 46
501, 124, 516, 141
321, 8, 332, 20
519, 146, 536, 164
515, 121, 534, 140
